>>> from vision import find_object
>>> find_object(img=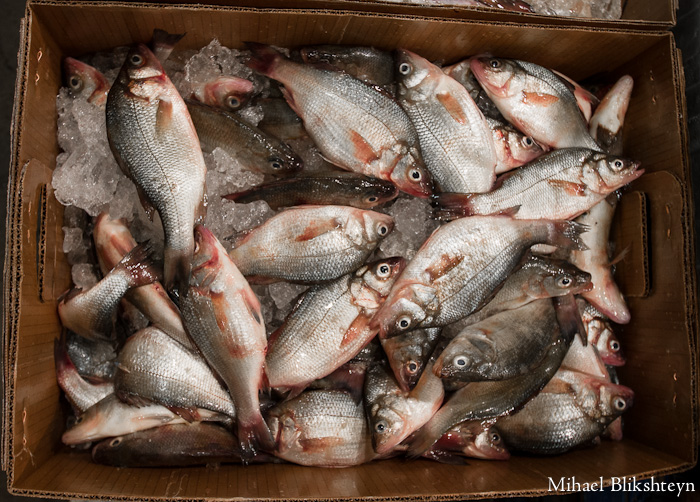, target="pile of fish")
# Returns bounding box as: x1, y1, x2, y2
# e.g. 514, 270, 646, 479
53, 31, 639, 468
